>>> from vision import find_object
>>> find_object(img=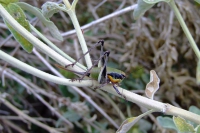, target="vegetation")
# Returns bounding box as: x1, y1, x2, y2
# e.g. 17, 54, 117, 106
0, 0, 200, 132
